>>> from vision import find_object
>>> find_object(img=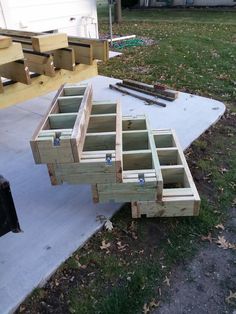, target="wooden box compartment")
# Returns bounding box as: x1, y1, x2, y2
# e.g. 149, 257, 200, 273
122, 131, 149, 151
83, 133, 116, 151
30, 83, 92, 164
123, 151, 153, 171
122, 117, 147, 131
153, 133, 176, 148
161, 167, 189, 189
87, 115, 116, 133
157, 149, 181, 166
91, 102, 117, 115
